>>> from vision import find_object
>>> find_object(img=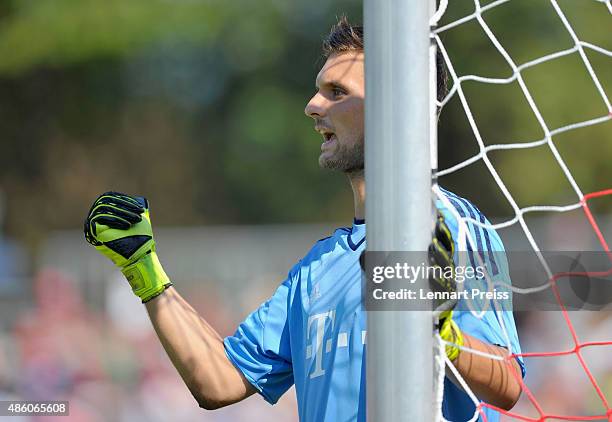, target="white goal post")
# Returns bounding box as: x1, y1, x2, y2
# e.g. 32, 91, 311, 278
364, 0, 437, 420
